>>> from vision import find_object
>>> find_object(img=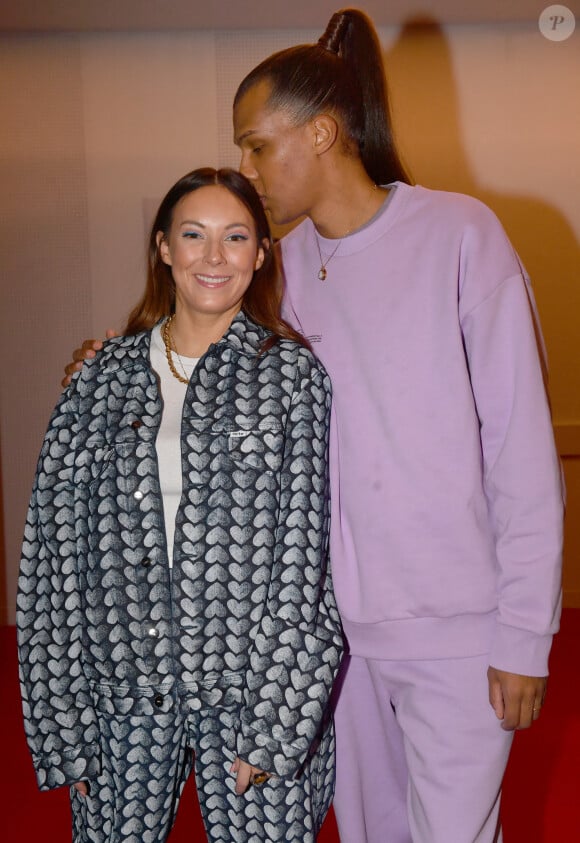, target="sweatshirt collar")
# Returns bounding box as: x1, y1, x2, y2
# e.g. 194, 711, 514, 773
309, 180, 411, 256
